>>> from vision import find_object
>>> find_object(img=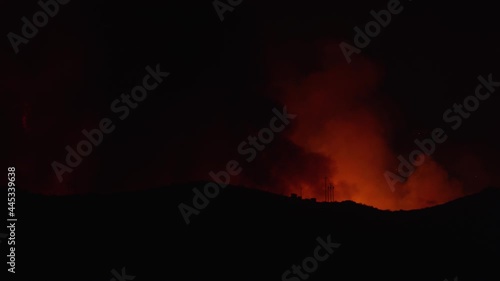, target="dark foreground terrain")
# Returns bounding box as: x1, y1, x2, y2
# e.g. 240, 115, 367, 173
9, 184, 500, 281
